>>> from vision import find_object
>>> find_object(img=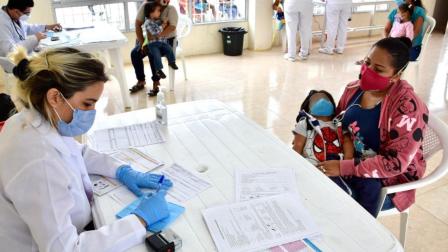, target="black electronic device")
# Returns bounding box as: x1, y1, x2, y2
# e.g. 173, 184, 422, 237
146, 232, 175, 252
